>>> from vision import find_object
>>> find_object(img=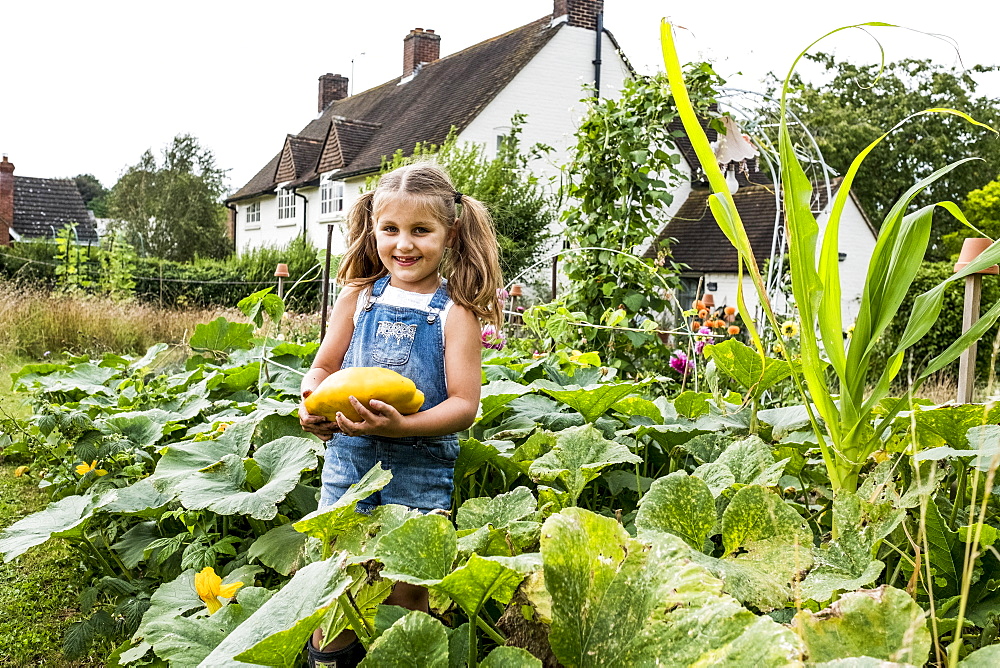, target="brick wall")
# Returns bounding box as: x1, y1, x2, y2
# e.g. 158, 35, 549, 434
403, 29, 441, 77
318, 73, 349, 112
0, 156, 13, 246
553, 0, 604, 30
